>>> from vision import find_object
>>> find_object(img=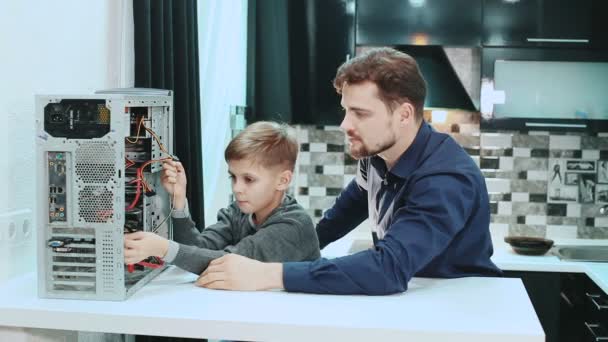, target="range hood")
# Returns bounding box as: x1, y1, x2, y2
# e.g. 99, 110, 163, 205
394, 45, 477, 112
